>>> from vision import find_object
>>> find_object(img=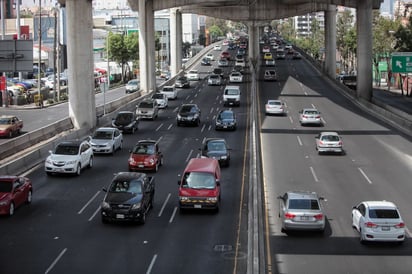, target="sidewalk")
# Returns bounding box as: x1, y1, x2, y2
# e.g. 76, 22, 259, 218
373, 86, 412, 116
